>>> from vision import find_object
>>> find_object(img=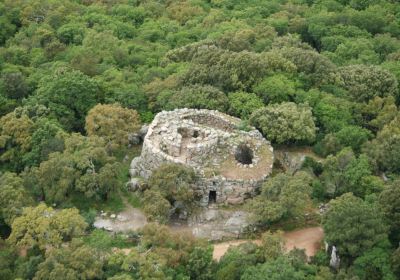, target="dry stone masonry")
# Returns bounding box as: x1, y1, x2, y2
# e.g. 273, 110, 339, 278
130, 109, 274, 206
